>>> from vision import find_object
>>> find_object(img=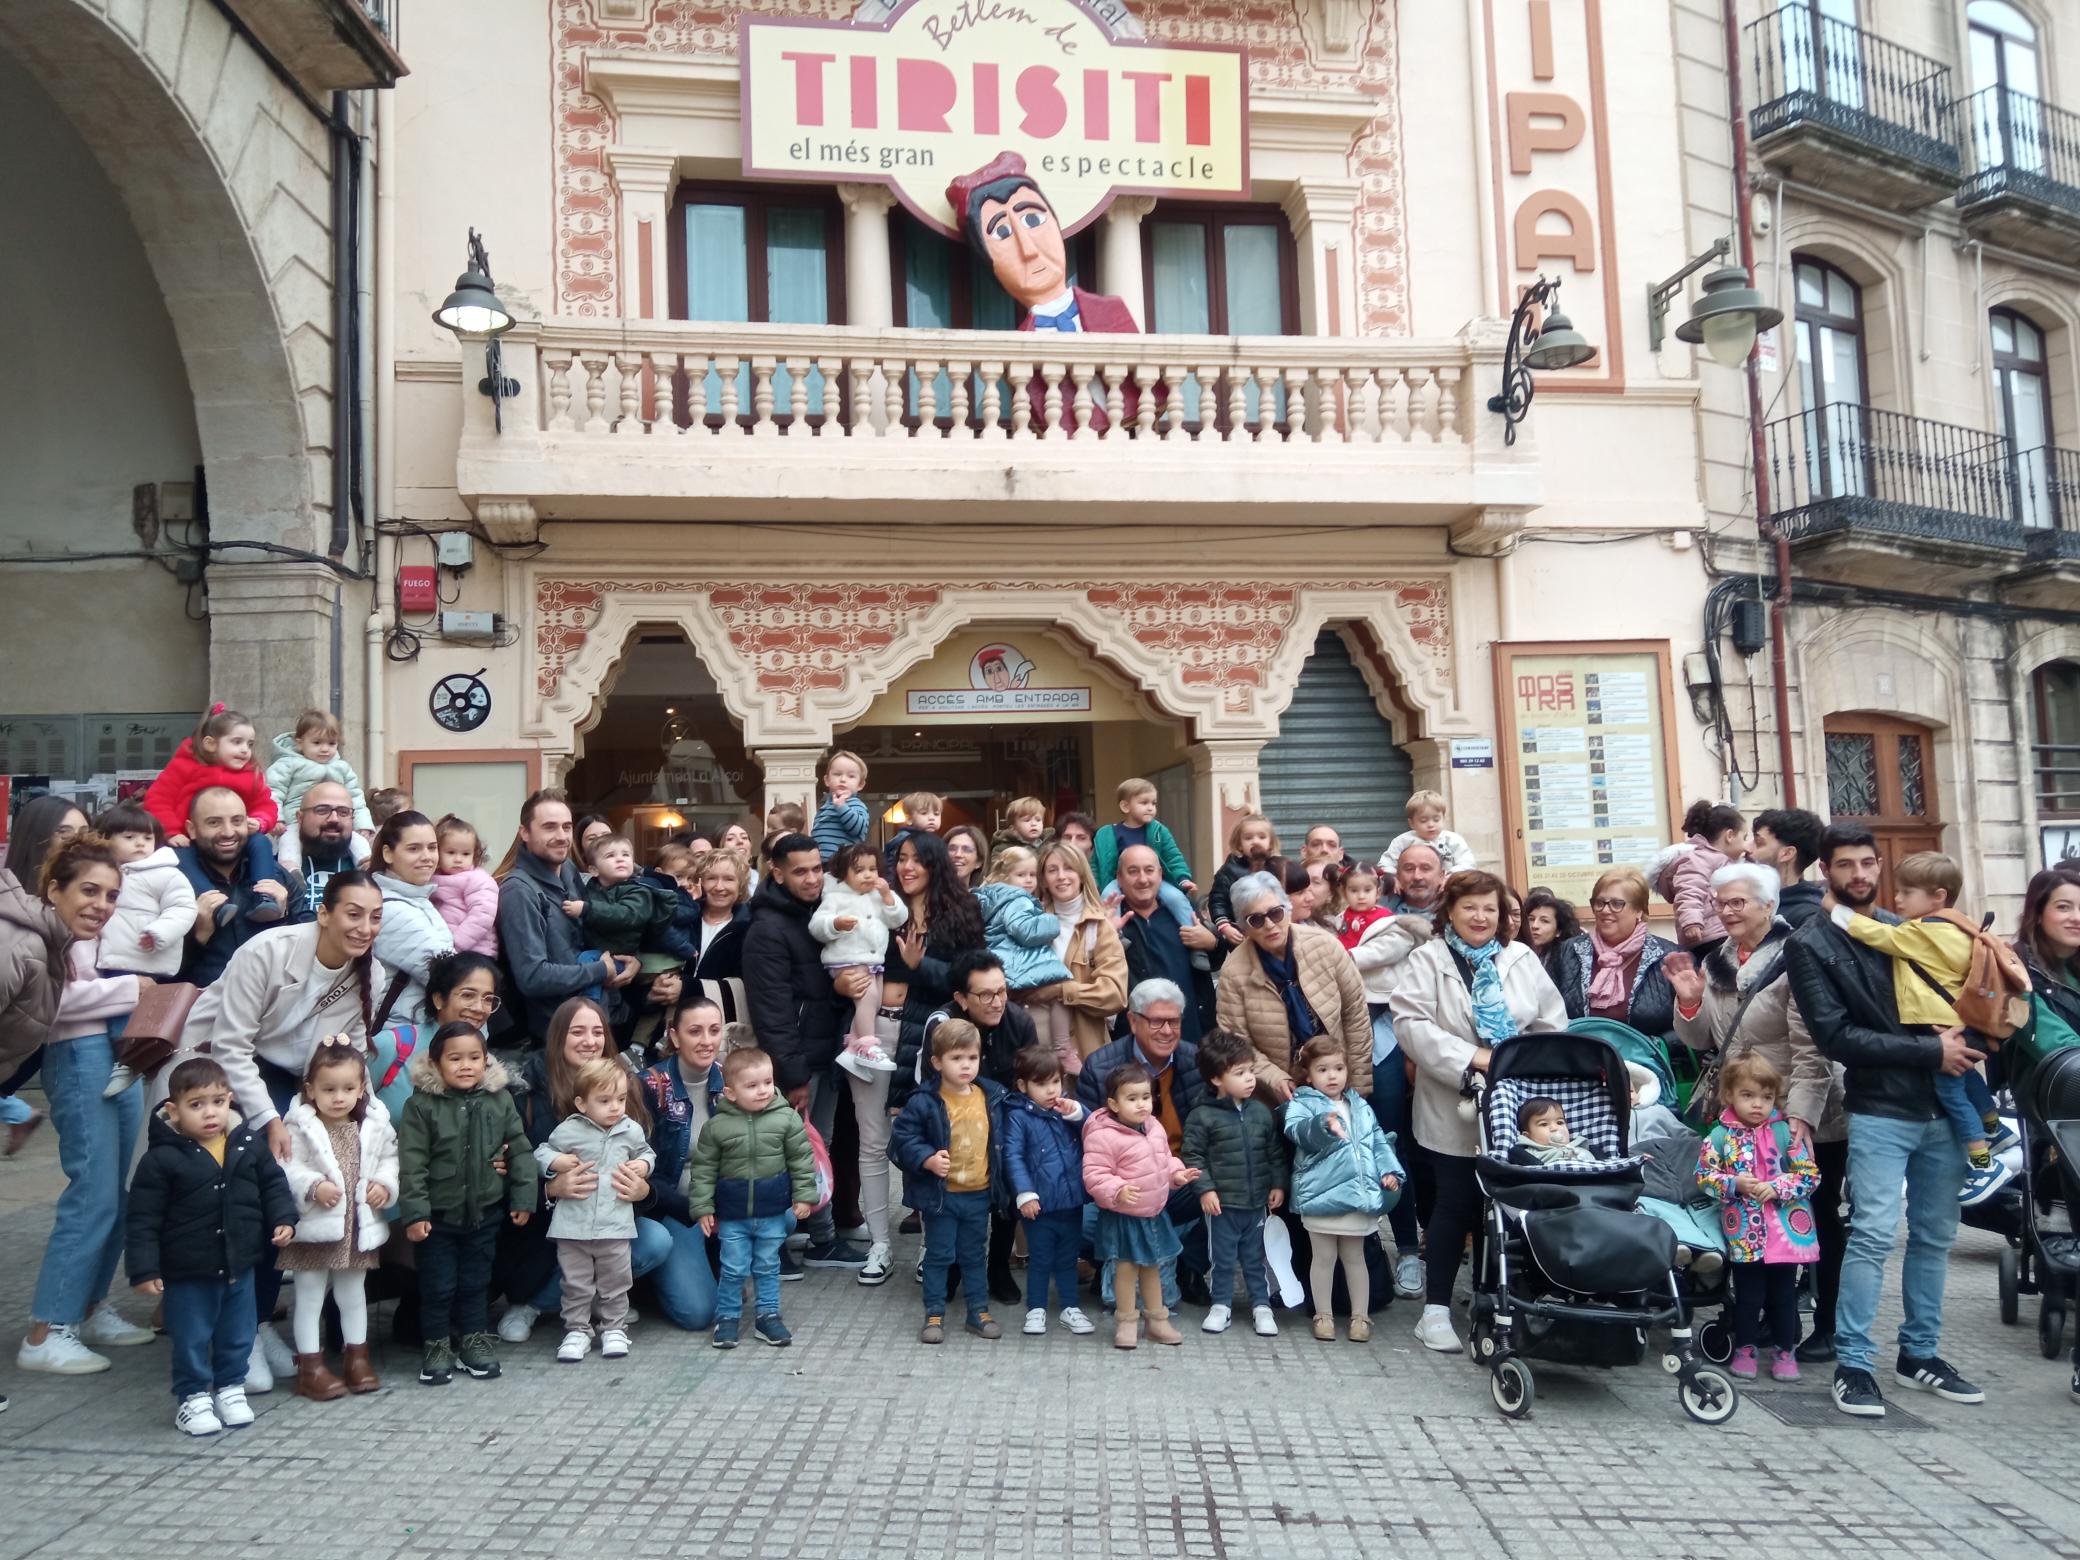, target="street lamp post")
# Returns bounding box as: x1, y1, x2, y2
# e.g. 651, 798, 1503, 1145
1487, 276, 1598, 447
432, 229, 519, 432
